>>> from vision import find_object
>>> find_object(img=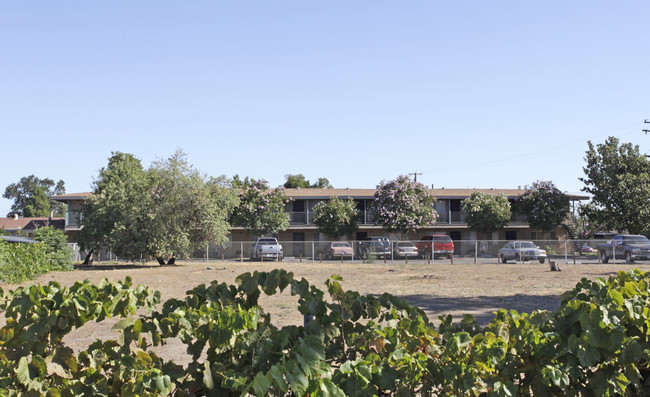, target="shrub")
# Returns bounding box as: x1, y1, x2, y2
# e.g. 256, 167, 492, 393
2, 269, 650, 395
